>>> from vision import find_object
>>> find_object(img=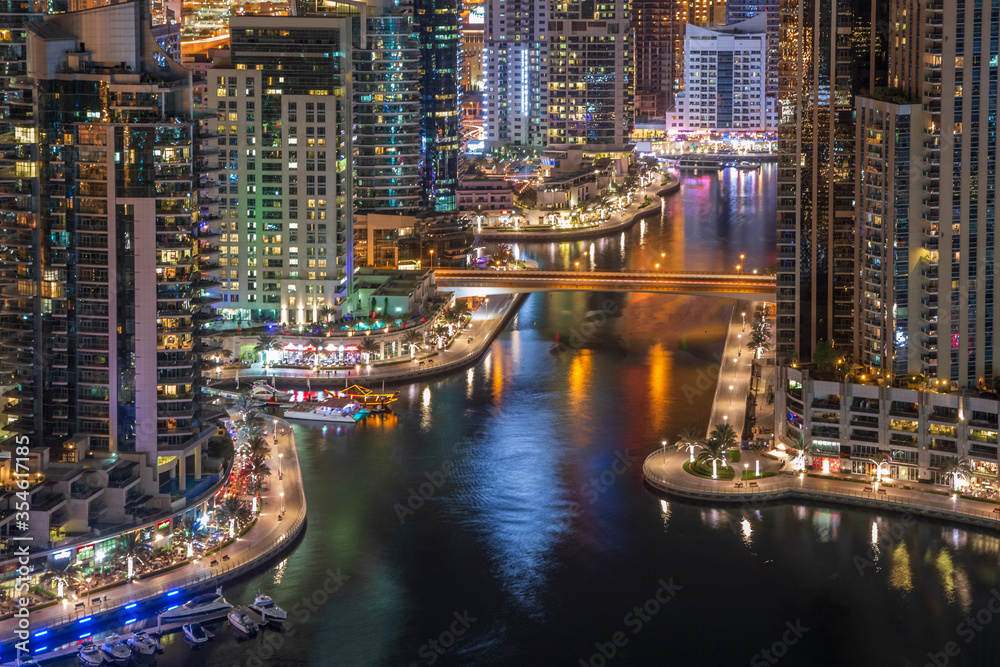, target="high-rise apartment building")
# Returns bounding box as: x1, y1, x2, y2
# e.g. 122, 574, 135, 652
208, 15, 354, 324
415, 0, 459, 211
667, 15, 775, 134
353, 5, 423, 215
775, 0, 862, 360
633, 0, 672, 120
853, 0, 1000, 387
548, 0, 634, 151
725, 0, 777, 96
483, 0, 548, 148
0, 1, 217, 468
